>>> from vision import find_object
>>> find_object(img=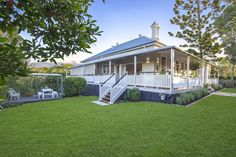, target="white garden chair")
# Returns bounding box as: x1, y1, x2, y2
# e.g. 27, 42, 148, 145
52, 91, 59, 98
8, 88, 20, 101
37, 91, 43, 99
